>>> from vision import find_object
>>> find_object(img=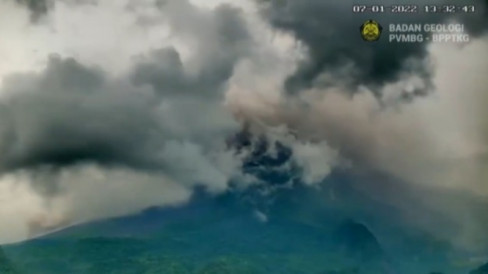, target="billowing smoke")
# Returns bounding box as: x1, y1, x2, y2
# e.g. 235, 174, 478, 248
0, 0, 487, 251
258, 0, 488, 101
14, 0, 52, 21
0, 0, 252, 243
227, 35, 488, 249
